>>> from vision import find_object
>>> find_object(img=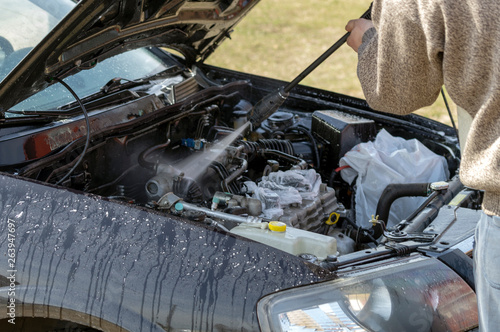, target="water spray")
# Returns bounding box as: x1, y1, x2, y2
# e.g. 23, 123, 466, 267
176, 121, 250, 181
